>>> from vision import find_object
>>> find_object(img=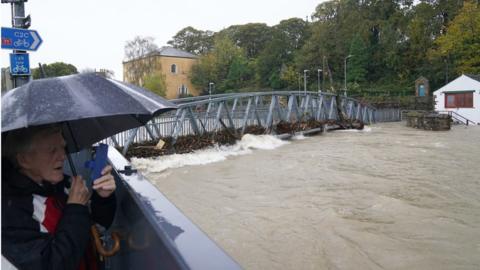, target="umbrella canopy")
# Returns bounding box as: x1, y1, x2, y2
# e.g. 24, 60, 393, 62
1, 73, 177, 152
